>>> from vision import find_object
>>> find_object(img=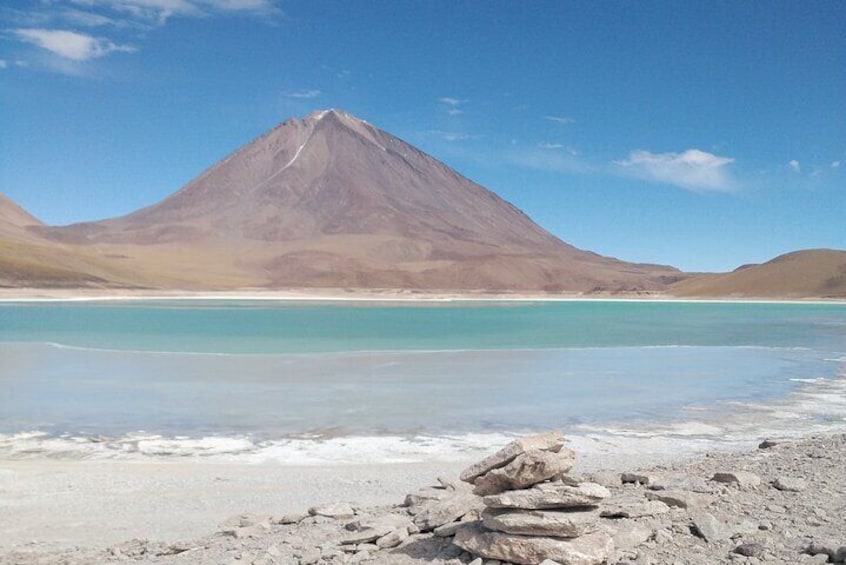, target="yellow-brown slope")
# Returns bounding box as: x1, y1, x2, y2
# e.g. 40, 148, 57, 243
671, 249, 846, 299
